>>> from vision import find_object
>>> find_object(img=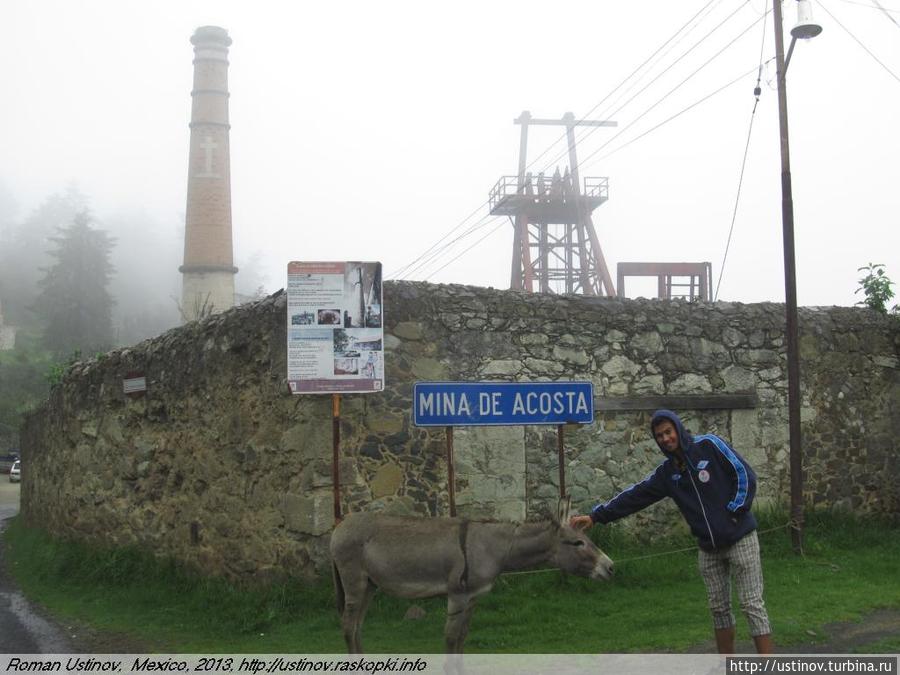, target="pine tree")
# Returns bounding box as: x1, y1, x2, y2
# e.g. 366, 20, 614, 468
35, 211, 116, 356
0, 186, 87, 326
